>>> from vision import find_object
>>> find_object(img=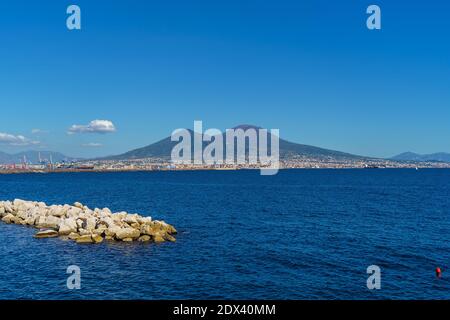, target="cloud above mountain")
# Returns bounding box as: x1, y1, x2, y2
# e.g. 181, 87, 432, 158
68, 120, 116, 134
82, 142, 103, 147
0, 132, 40, 146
